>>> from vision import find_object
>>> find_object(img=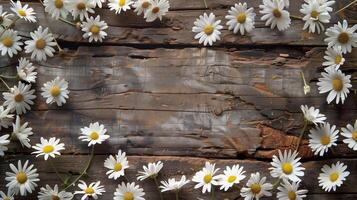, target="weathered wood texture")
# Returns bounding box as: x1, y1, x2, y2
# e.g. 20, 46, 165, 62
0, 0, 356, 199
